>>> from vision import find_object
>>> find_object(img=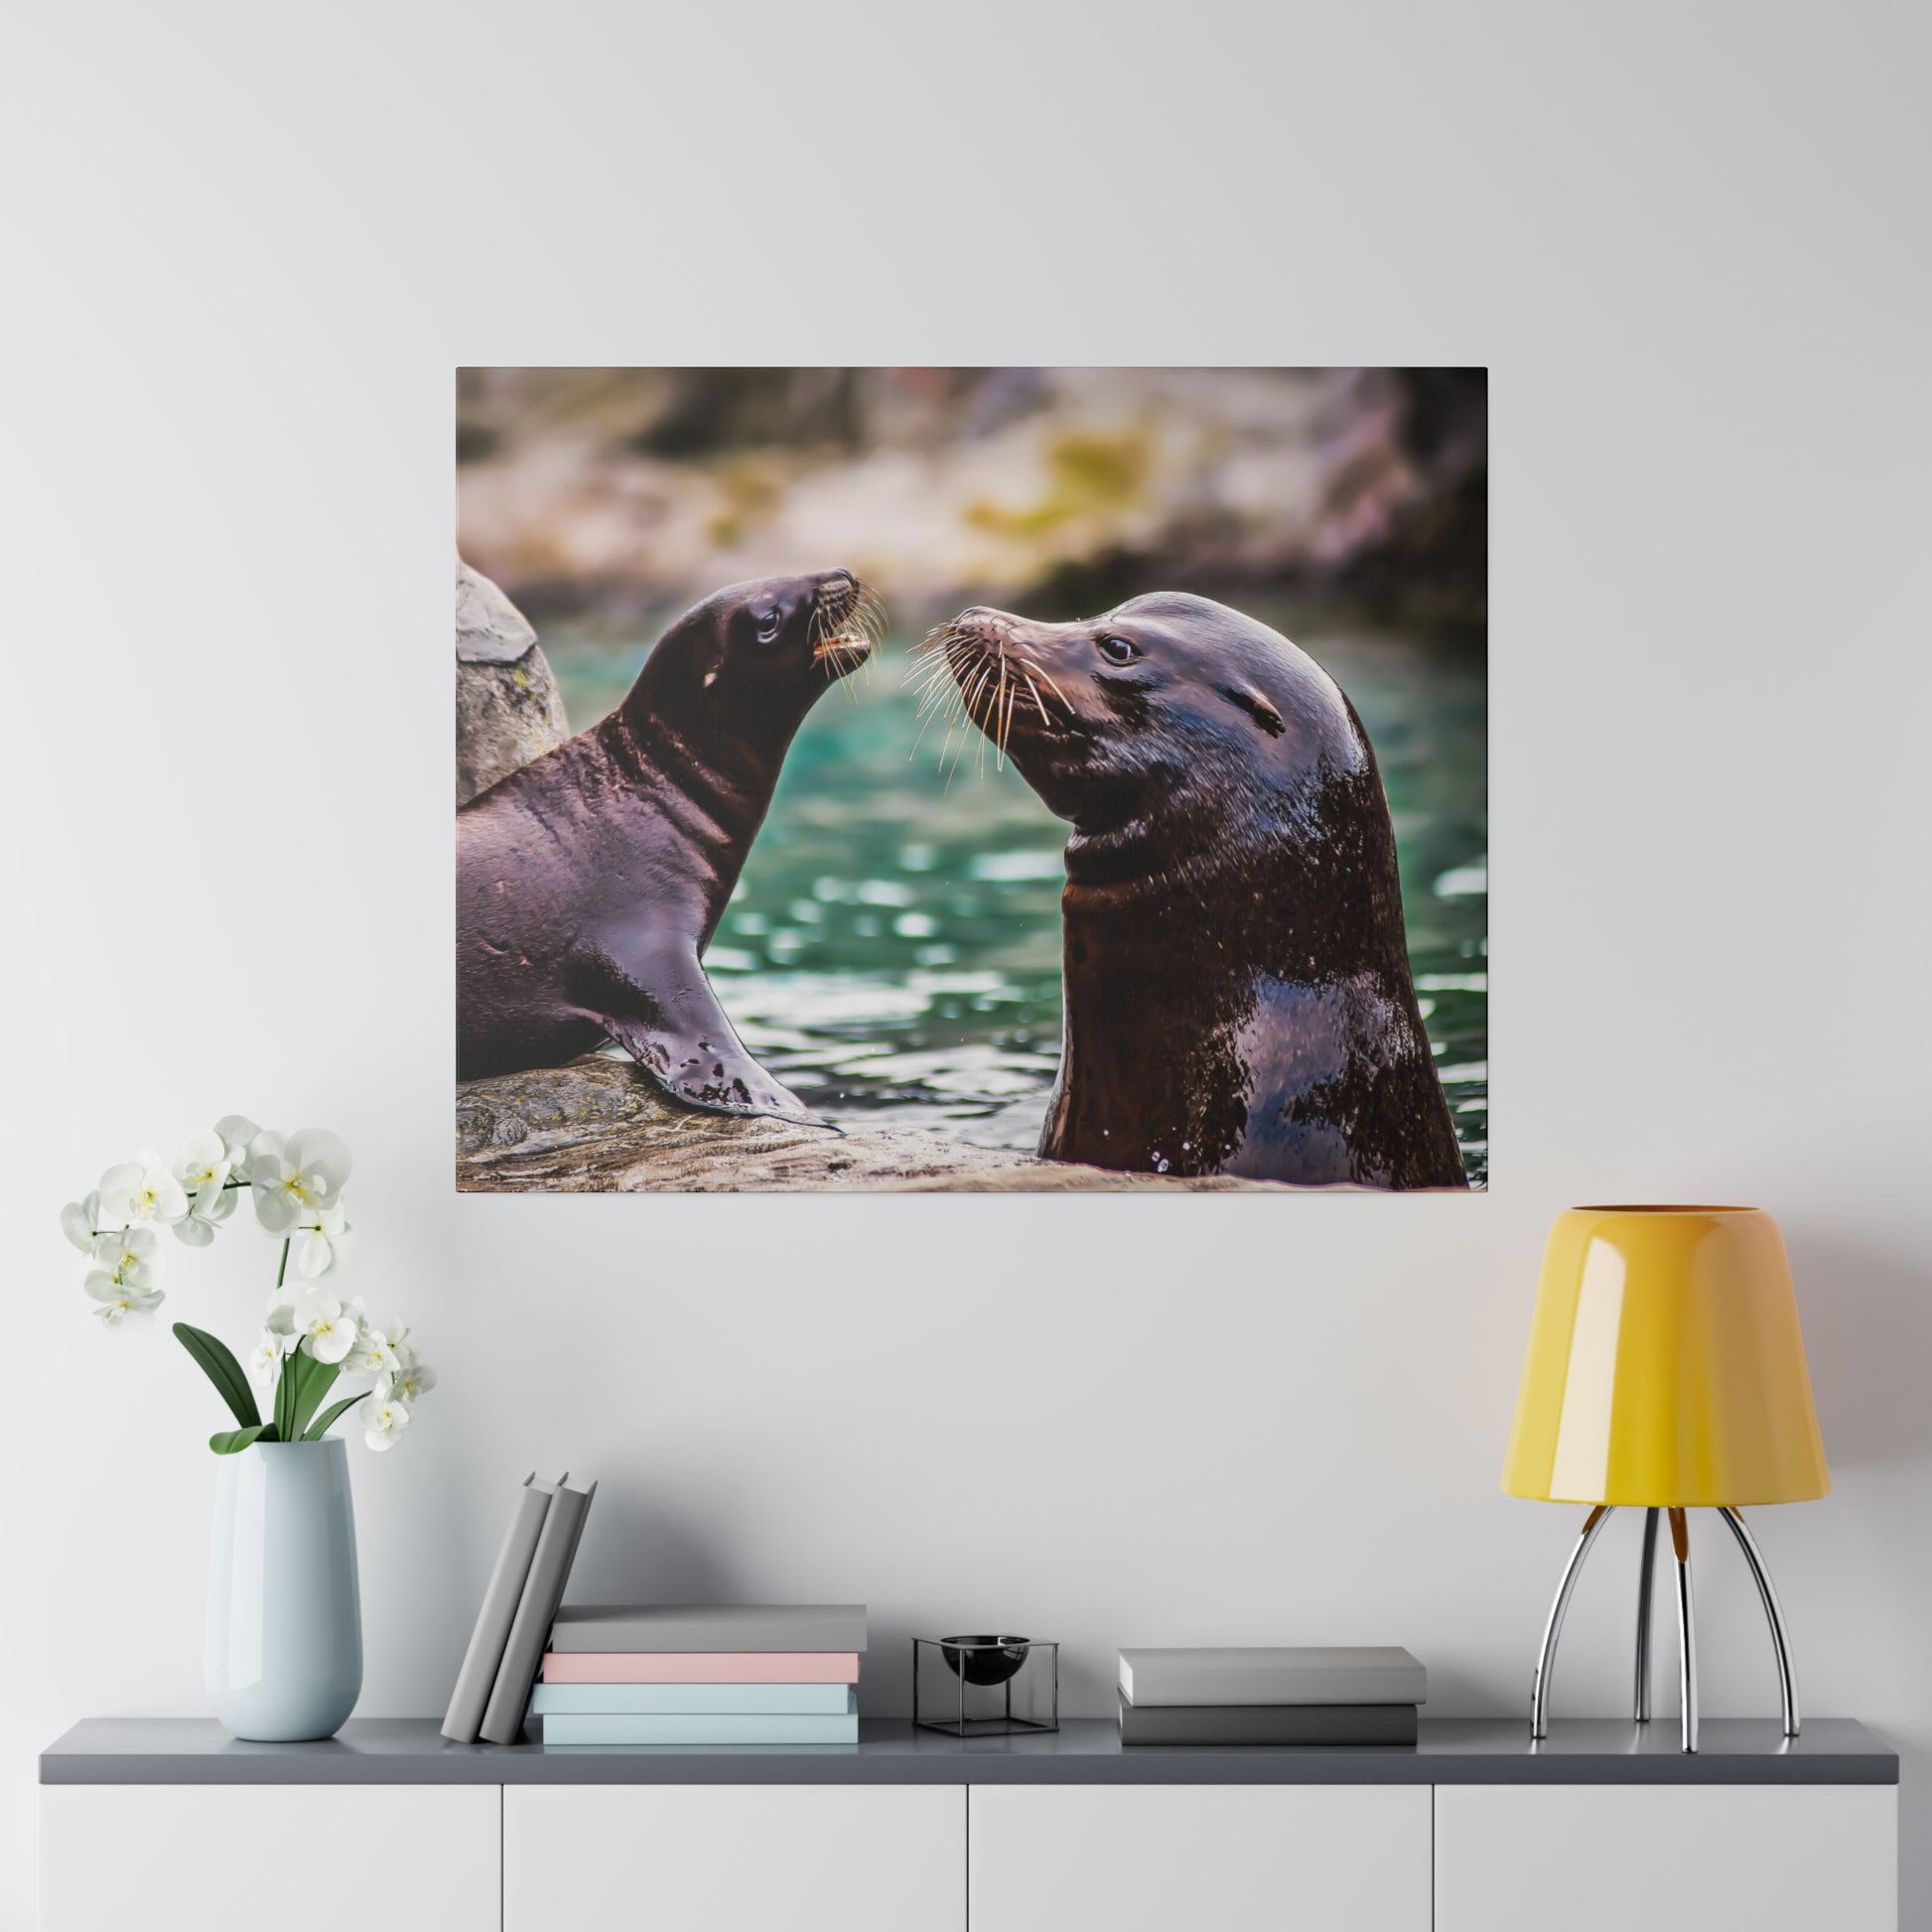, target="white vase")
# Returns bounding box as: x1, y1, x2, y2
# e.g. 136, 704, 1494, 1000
206, 1439, 362, 1740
